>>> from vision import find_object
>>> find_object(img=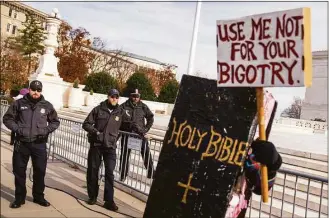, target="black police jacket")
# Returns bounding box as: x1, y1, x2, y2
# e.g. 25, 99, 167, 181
119, 100, 154, 135
82, 100, 131, 148
3, 95, 60, 143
